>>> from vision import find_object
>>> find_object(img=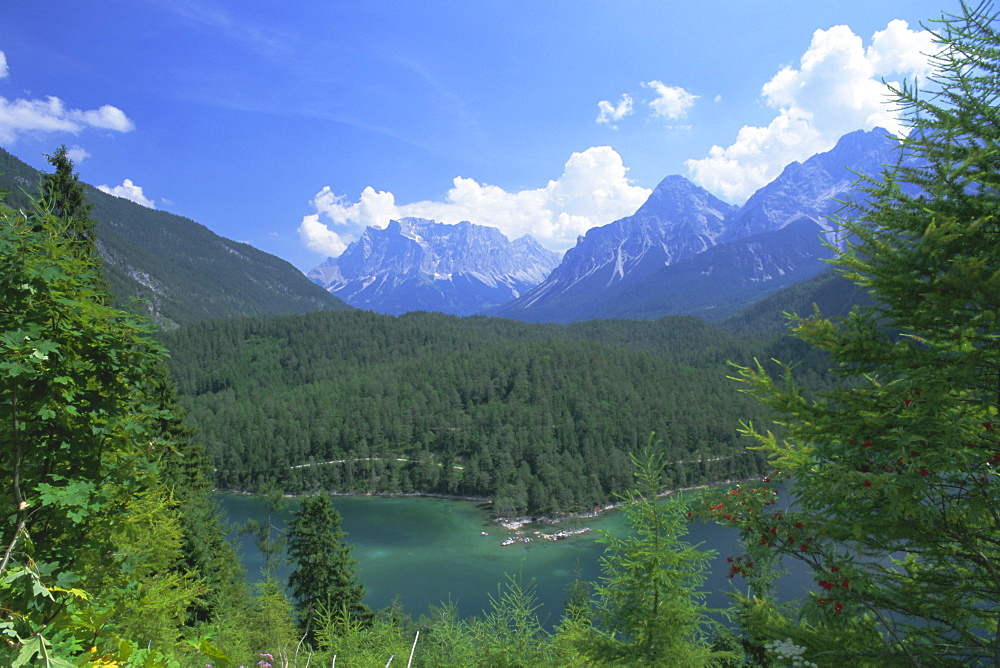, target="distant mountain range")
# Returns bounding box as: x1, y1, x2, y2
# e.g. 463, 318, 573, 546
491, 127, 898, 322
305, 127, 897, 322
0, 148, 348, 329
308, 218, 561, 316
2, 126, 897, 328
